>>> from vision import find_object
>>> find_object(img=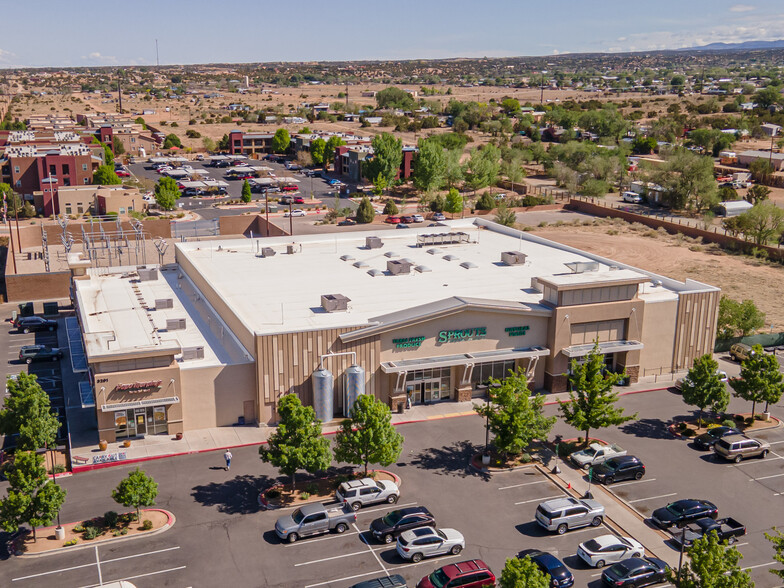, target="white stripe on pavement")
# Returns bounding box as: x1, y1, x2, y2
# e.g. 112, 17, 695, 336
610, 478, 657, 488
356, 502, 417, 516
742, 562, 777, 571
284, 530, 359, 546
515, 494, 563, 506
628, 493, 677, 504
294, 547, 384, 567
498, 480, 549, 490
79, 566, 187, 588
727, 456, 784, 467
355, 522, 391, 578
13, 562, 97, 581
750, 472, 784, 481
